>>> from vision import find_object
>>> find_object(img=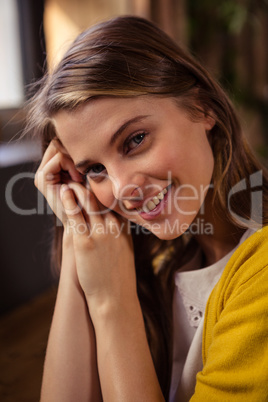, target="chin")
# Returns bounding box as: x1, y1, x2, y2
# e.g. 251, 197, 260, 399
129, 216, 192, 240
152, 230, 183, 240
144, 219, 190, 240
